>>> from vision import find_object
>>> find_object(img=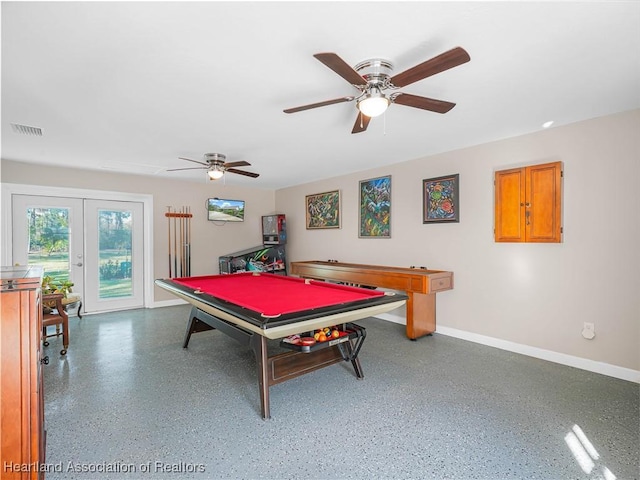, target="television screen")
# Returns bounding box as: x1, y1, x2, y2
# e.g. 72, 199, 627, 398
207, 198, 245, 222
